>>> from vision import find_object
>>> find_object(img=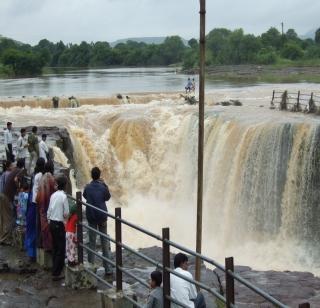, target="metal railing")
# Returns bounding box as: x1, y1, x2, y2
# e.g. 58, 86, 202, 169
68, 191, 310, 308
271, 90, 320, 113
